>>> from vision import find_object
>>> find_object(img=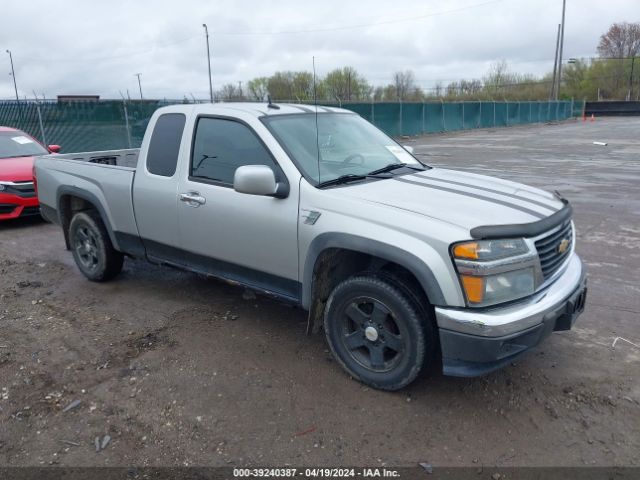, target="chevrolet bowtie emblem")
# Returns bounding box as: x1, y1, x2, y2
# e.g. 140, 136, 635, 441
558, 238, 570, 254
